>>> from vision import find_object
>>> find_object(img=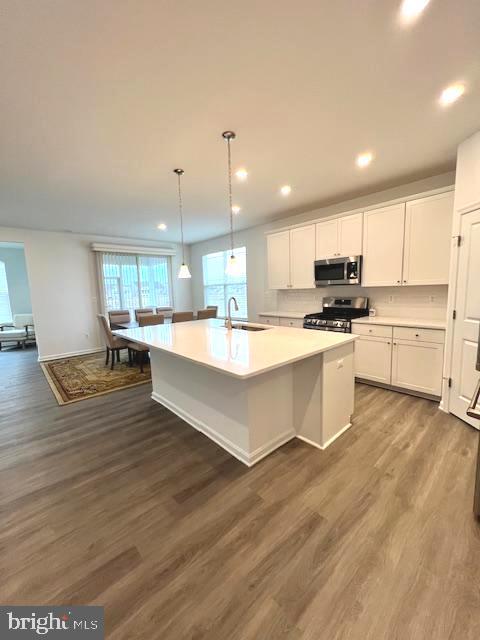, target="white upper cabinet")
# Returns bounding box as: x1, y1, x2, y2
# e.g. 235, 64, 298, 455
338, 213, 363, 256
290, 225, 316, 289
454, 131, 480, 214
403, 191, 454, 285
267, 230, 291, 289
267, 225, 315, 289
315, 213, 363, 259
363, 203, 405, 287
315, 220, 338, 259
